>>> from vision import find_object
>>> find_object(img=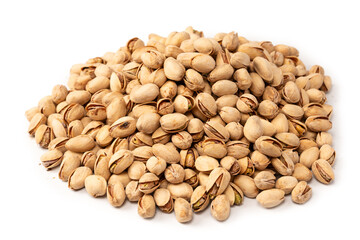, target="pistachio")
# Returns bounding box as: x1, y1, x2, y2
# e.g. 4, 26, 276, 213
291, 181, 312, 204
138, 173, 160, 194
154, 188, 174, 213
160, 113, 189, 133
312, 159, 334, 184
256, 189, 285, 208
164, 57, 185, 81
206, 167, 231, 199
109, 149, 134, 174
167, 183, 193, 201
320, 144, 336, 166
65, 135, 95, 153
244, 115, 263, 143
107, 182, 126, 207
204, 121, 229, 142
85, 175, 107, 197
191, 185, 210, 212
254, 171, 276, 190
110, 116, 137, 138
40, 149, 63, 170
275, 176, 298, 194
125, 181, 144, 202
233, 175, 259, 198
195, 156, 220, 173
68, 166, 92, 190
211, 195, 231, 221
152, 143, 180, 164
174, 198, 193, 223
224, 183, 244, 206
255, 136, 282, 157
